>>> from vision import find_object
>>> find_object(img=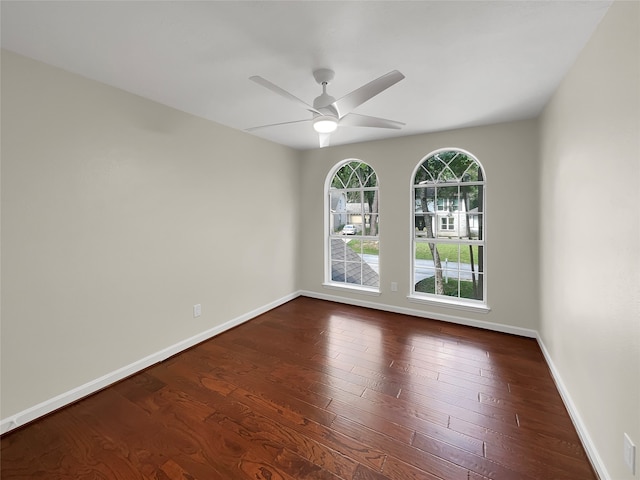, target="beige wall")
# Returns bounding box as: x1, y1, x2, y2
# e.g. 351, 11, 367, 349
299, 120, 540, 332
0, 50, 300, 419
539, 1, 640, 479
